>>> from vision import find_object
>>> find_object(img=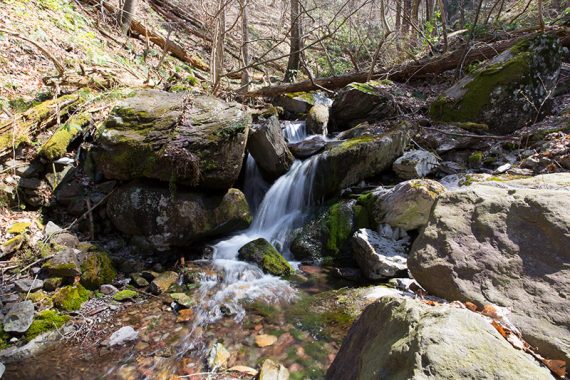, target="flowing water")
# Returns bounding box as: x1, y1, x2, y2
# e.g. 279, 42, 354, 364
186, 121, 322, 340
